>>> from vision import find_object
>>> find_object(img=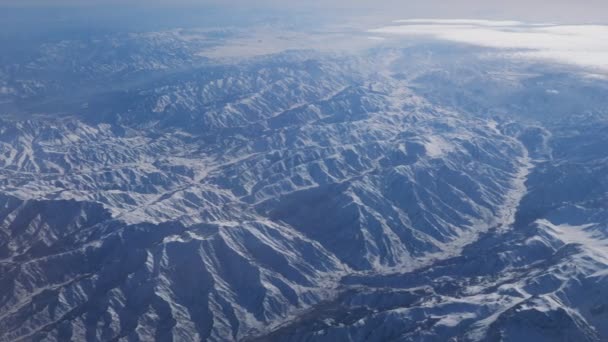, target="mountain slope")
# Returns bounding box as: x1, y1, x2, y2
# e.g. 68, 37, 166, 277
0, 34, 606, 341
